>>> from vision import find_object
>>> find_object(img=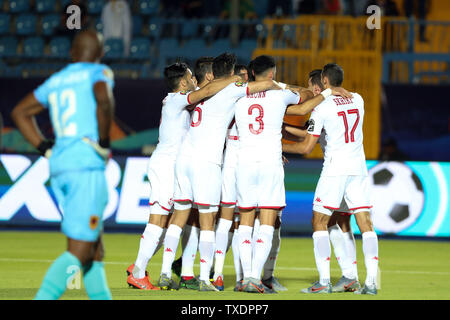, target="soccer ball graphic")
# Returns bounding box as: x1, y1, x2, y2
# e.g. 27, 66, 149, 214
369, 162, 425, 234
